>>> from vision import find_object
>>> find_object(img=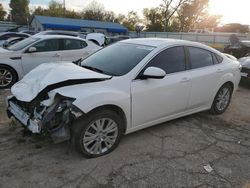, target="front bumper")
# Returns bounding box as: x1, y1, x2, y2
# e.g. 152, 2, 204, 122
7, 101, 41, 133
